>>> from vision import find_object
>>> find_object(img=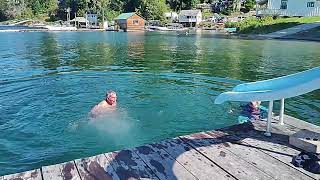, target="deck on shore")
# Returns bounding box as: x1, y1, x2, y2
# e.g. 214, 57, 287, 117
1, 115, 320, 180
